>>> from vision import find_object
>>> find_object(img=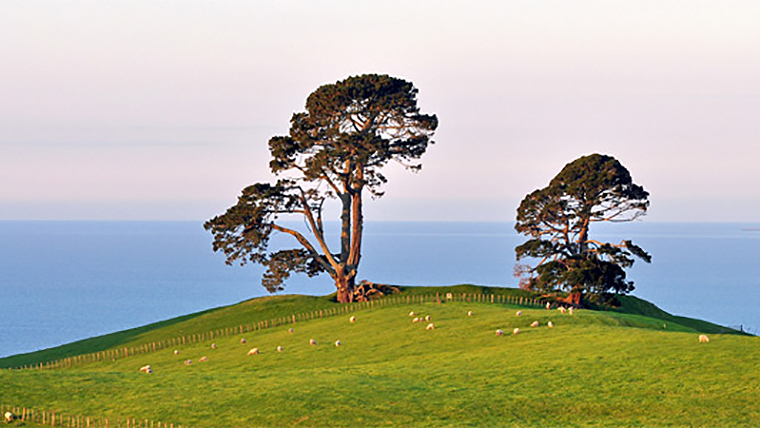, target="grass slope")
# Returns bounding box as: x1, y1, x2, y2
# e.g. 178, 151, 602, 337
1, 287, 757, 427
